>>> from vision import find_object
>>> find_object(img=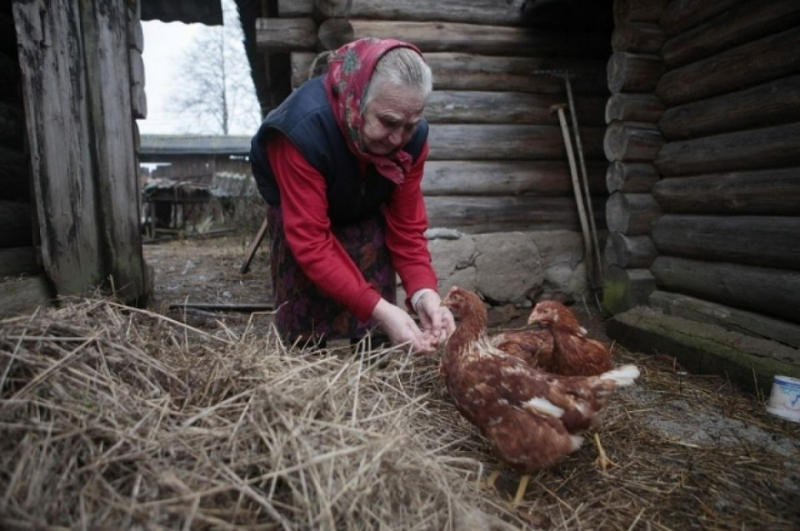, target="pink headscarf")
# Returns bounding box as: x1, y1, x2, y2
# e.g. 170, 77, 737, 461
324, 38, 425, 185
